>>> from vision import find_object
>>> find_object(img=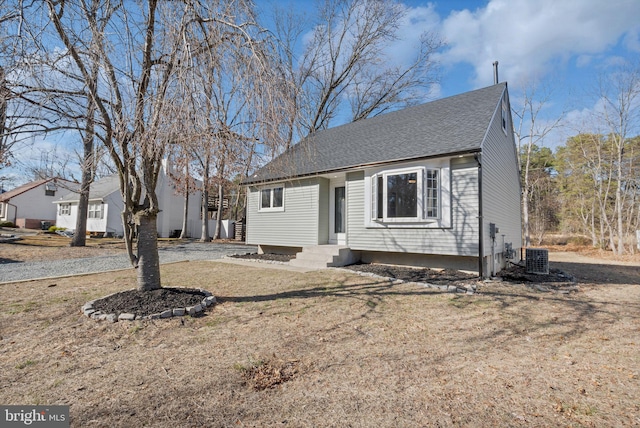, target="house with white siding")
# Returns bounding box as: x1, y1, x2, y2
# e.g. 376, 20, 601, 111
243, 83, 522, 276
54, 160, 202, 238
0, 177, 77, 229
